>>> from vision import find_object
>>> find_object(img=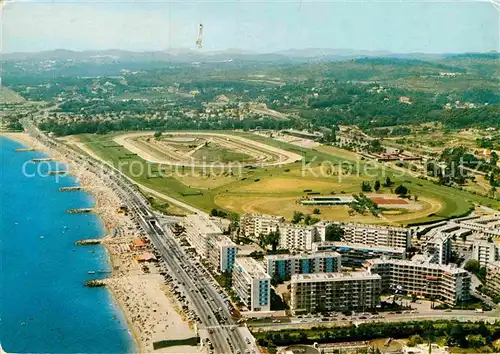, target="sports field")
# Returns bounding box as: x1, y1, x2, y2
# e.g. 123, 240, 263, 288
74, 131, 500, 225
113, 131, 302, 166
